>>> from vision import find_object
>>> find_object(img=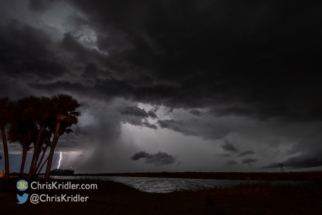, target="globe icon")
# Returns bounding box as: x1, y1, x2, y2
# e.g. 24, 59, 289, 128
17, 180, 28, 191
